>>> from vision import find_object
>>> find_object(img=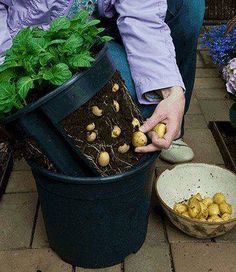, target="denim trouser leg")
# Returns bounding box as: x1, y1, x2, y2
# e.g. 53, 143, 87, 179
107, 0, 205, 135
165, 0, 205, 136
